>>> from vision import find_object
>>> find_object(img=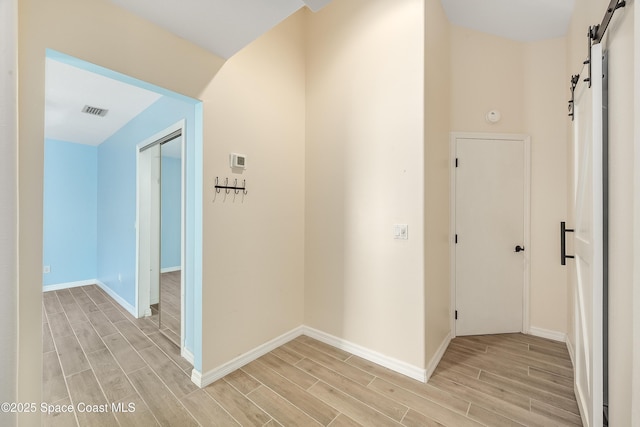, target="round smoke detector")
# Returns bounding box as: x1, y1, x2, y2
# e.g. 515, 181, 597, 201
486, 110, 501, 124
